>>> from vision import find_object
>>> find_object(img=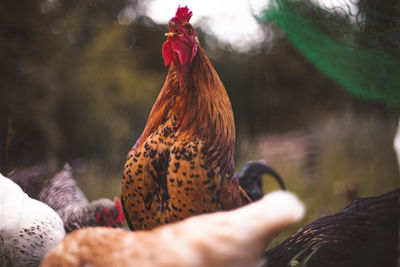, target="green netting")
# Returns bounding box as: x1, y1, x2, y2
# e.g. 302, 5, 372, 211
257, 0, 400, 107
